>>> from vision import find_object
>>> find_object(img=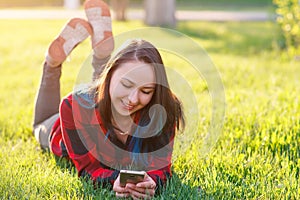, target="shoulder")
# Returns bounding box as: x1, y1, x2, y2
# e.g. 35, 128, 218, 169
60, 86, 97, 110
60, 87, 102, 125
73, 85, 97, 109
60, 93, 73, 113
